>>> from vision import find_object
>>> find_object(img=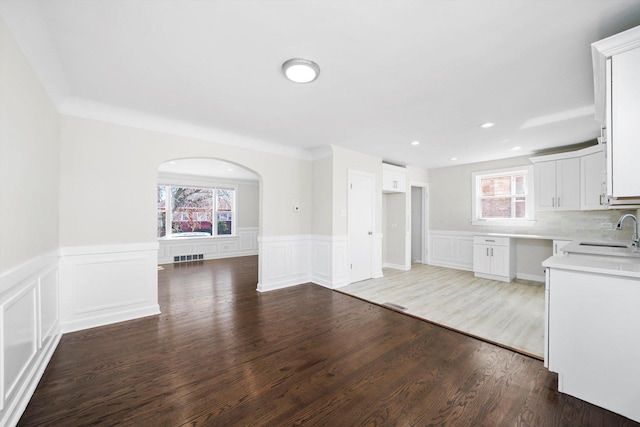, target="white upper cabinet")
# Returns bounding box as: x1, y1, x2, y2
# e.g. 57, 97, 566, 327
382, 163, 406, 193
608, 48, 640, 198
531, 145, 605, 212
532, 157, 580, 211
592, 25, 640, 204
580, 148, 606, 210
